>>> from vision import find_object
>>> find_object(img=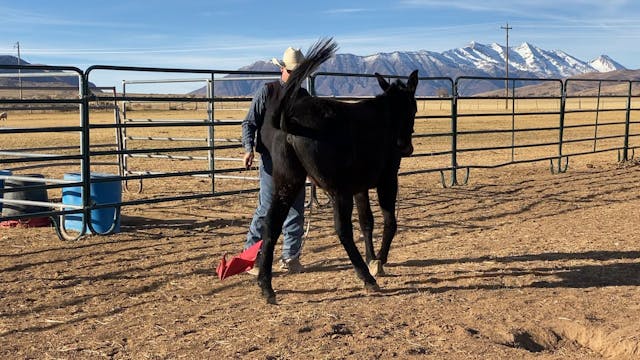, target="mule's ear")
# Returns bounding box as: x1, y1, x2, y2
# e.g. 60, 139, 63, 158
375, 72, 390, 91
407, 70, 419, 92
